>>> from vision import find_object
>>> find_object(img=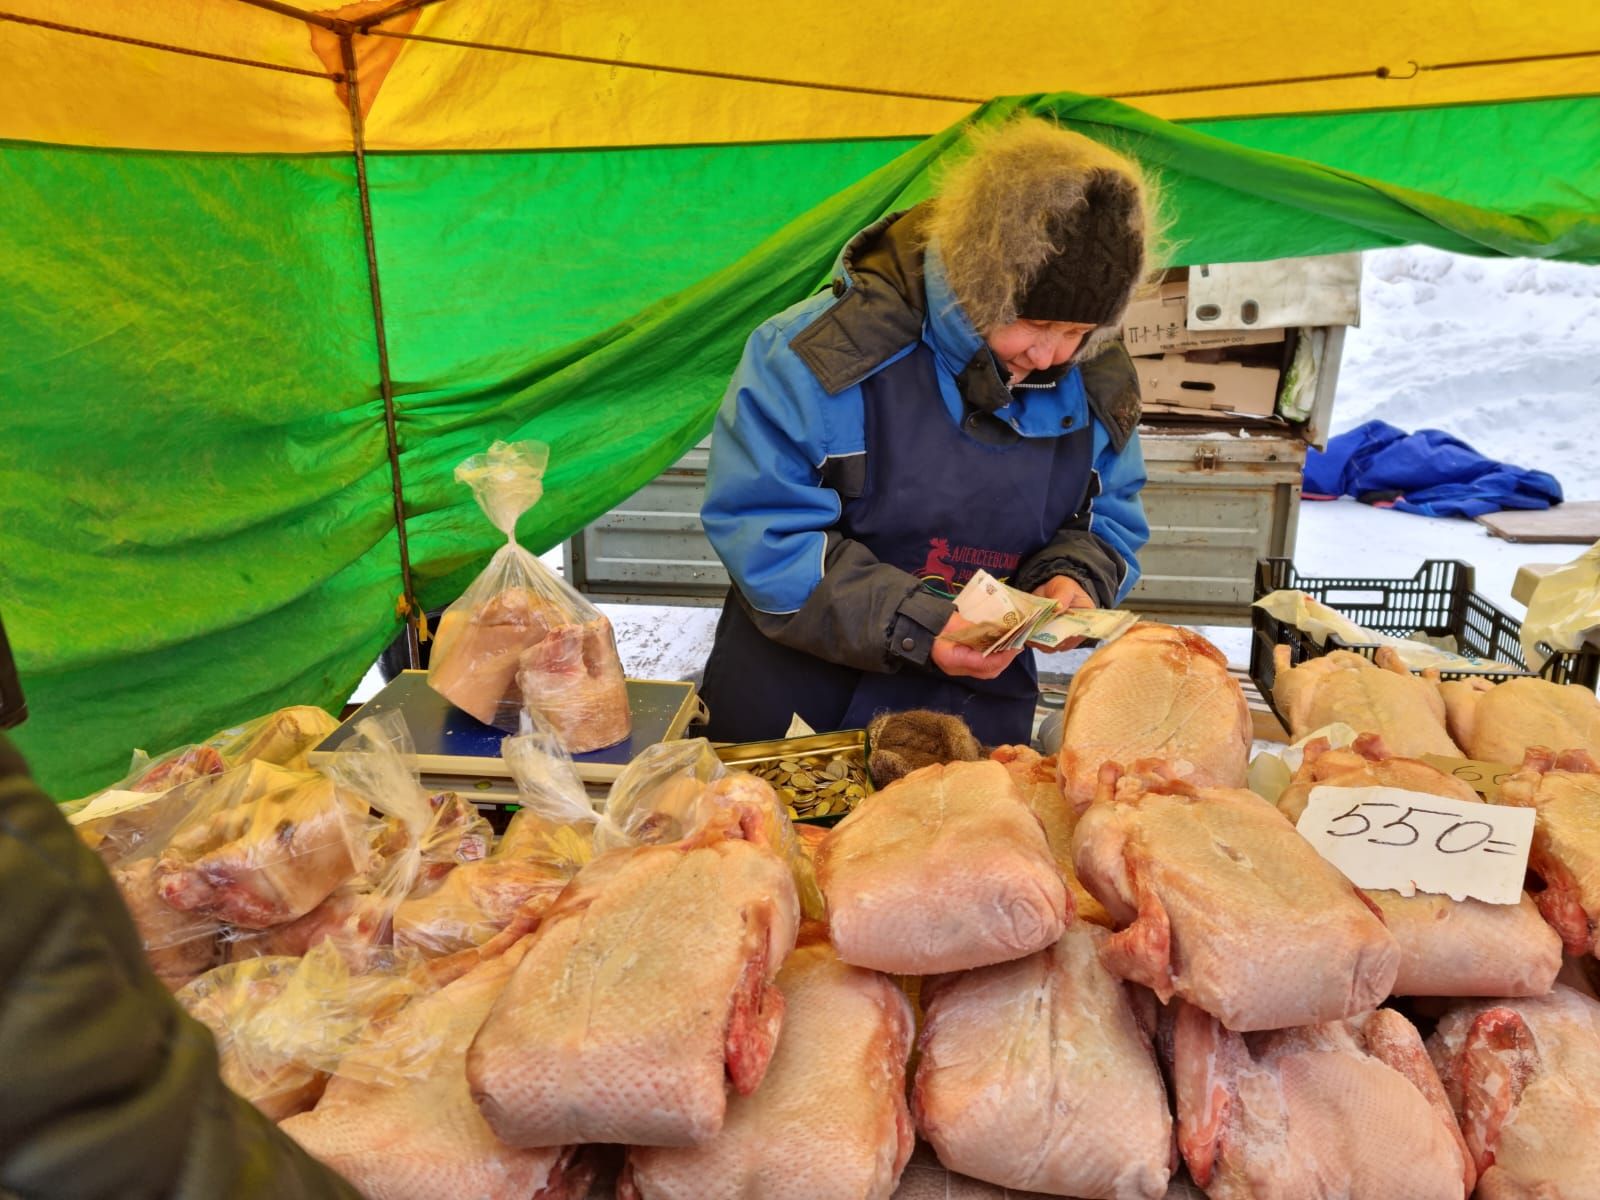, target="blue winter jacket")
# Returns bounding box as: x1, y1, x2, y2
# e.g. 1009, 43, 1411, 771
701, 206, 1150, 674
